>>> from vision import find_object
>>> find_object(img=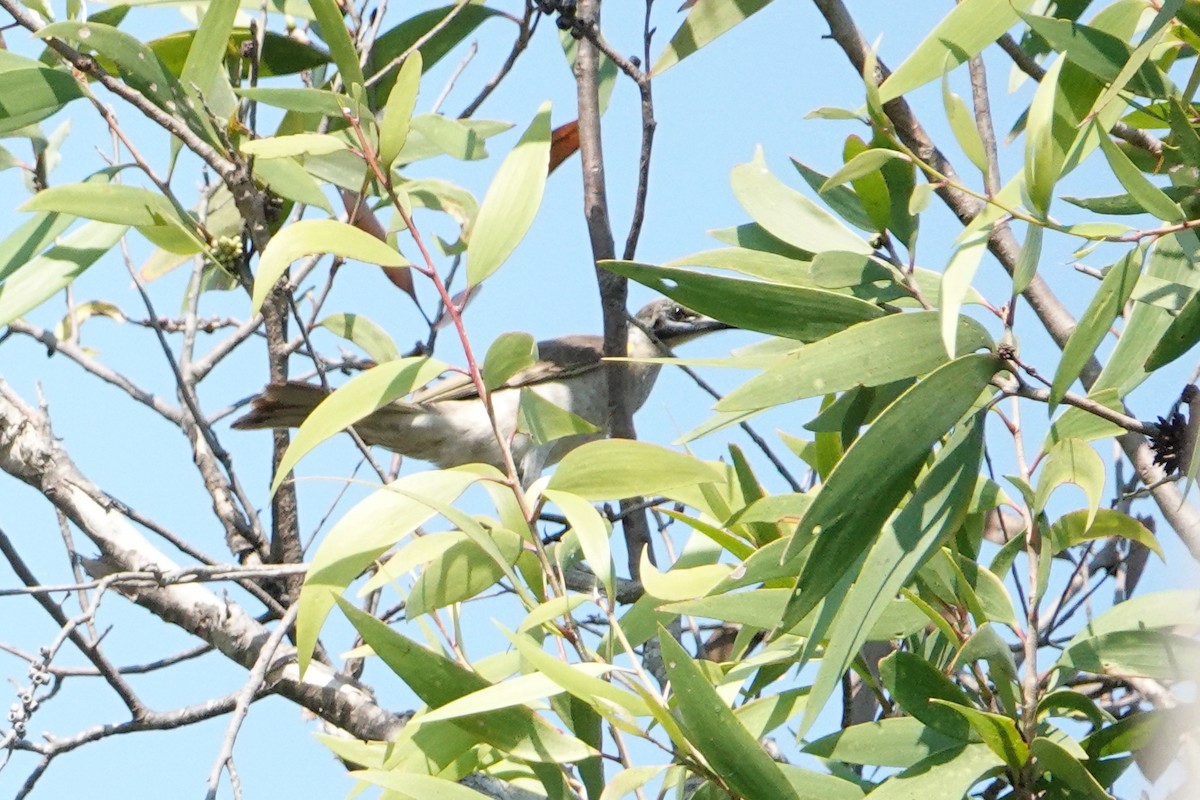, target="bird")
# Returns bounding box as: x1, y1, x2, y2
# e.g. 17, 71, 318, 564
232, 299, 729, 478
